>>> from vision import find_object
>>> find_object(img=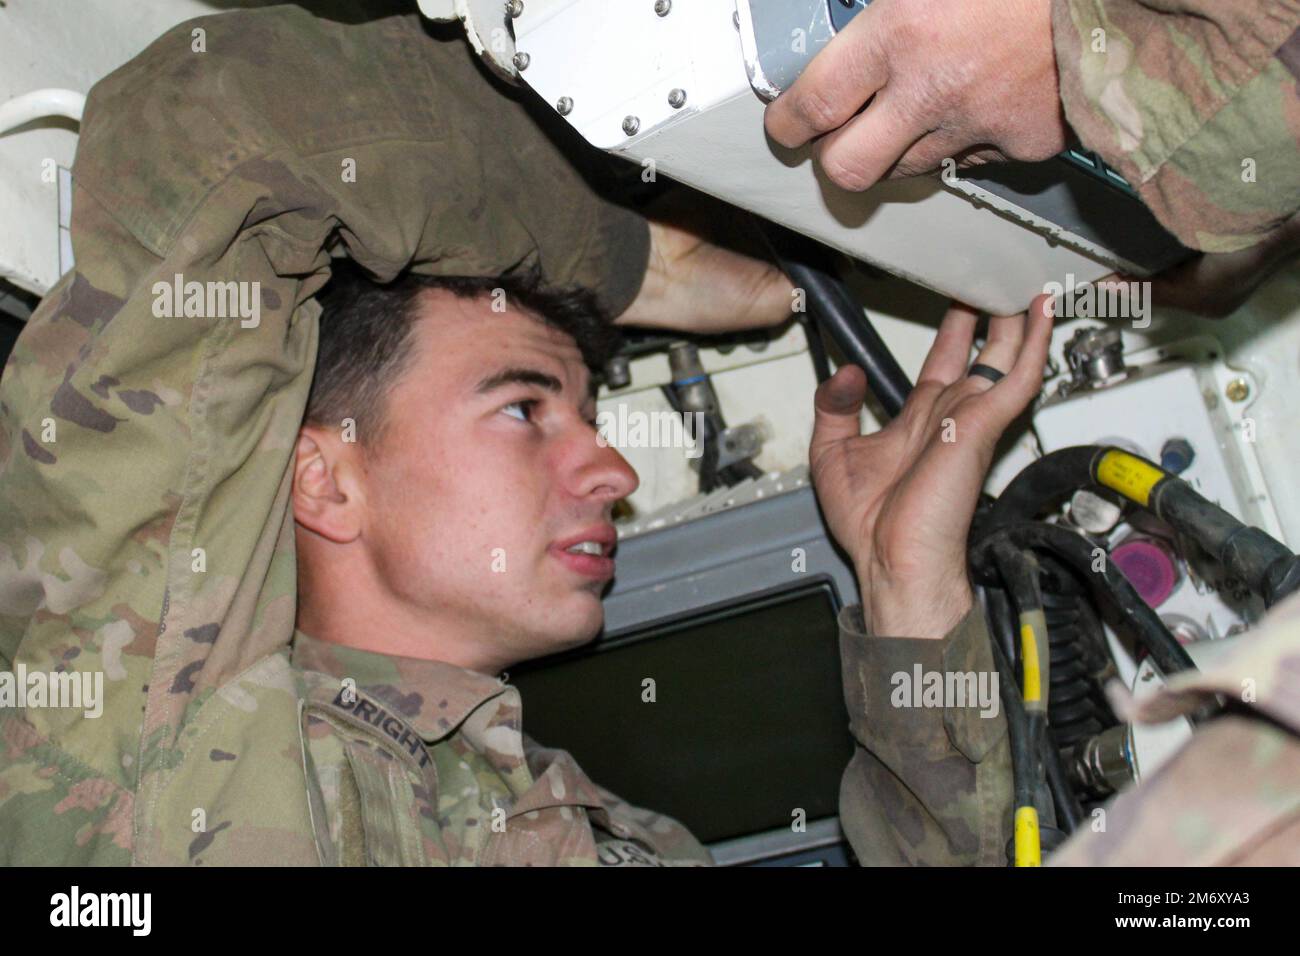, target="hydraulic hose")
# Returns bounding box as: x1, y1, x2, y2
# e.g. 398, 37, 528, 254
989, 542, 1049, 866
987, 621, 1041, 866
756, 220, 913, 417
972, 522, 1195, 676
985, 446, 1300, 607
